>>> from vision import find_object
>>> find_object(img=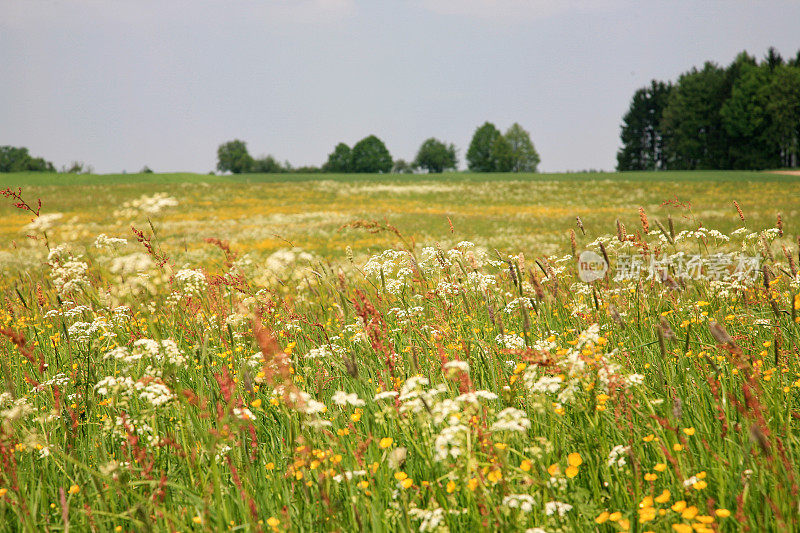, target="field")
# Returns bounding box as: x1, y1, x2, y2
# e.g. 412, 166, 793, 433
2, 170, 800, 532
